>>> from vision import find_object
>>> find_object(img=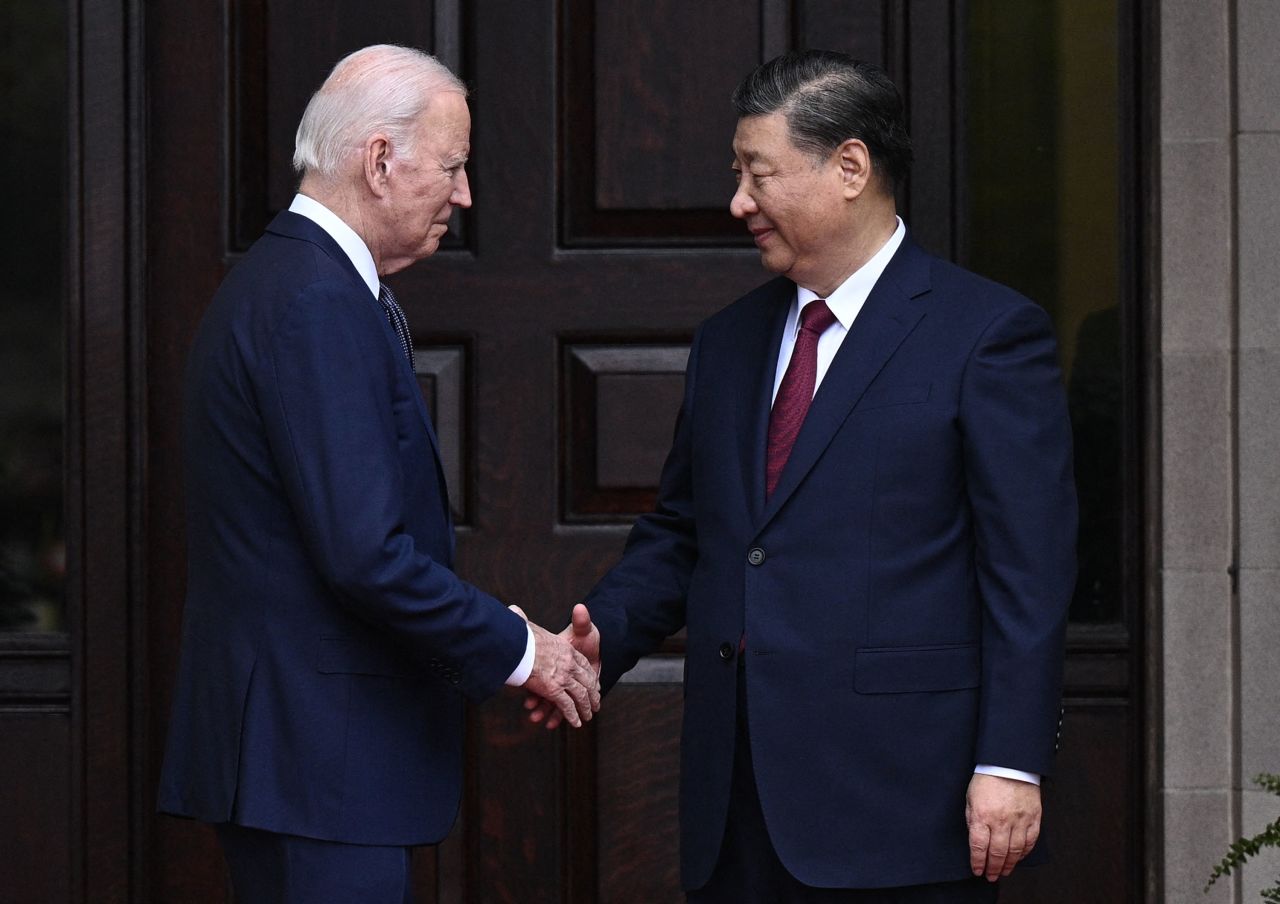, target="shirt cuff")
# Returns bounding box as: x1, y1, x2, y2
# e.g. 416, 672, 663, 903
974, 764, 1041, 786
504, 624, 536, 687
